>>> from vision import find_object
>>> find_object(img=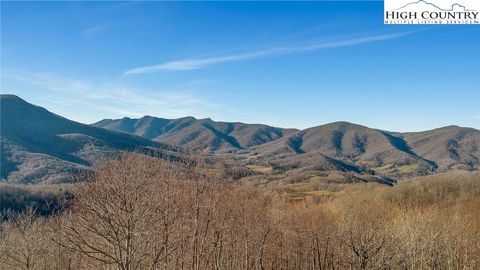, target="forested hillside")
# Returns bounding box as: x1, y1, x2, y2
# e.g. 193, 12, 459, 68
1, 154, 479, 269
